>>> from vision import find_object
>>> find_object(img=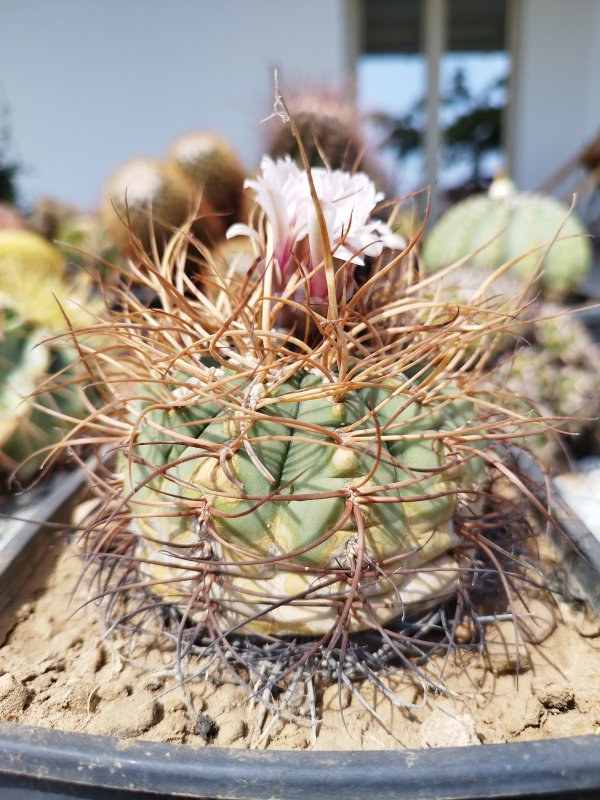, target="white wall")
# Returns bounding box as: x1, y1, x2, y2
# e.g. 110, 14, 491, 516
0, 0, 355, 211
510, 0, 600, 193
